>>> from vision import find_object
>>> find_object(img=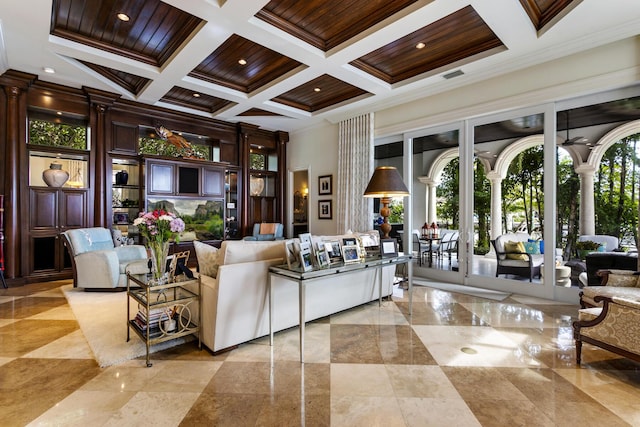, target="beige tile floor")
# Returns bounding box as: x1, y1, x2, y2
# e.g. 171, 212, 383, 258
1, 279, 639, 426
